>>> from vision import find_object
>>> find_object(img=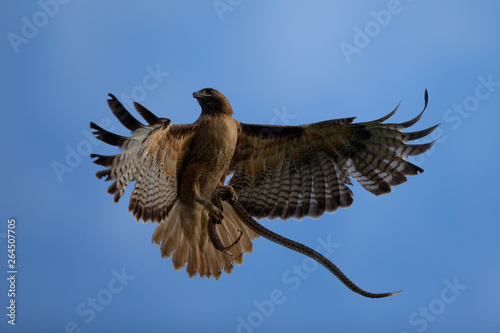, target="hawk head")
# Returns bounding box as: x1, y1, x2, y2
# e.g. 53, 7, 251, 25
193, 88, 234, 116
